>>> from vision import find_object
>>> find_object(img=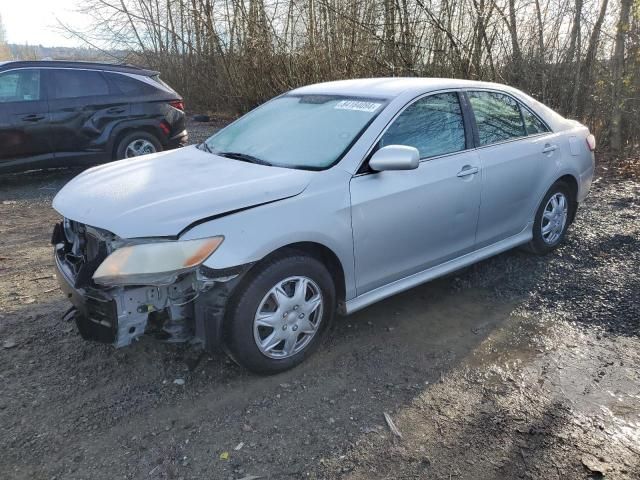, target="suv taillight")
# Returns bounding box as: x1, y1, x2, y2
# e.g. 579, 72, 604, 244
169, 100, 184, 111
586, 134, 596, 152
